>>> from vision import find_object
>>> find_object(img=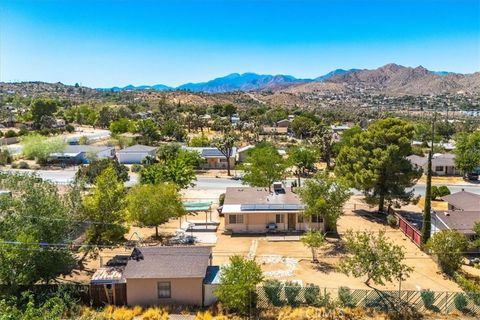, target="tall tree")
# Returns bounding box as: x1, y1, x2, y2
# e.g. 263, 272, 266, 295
422, 115, 436, 245
125, 183, 185, 238
140, 158, 196, 189
215, 256, 264, 314
83, 166, 127, 245
339, 230, 413, 286
298, 172, 351, 232
0, 174, 76, 286
454, 131, 480, 174
135, 119, 159, 145
75, 158, 129, 184
288, 146, 317, 186
241, 143, 287, 191
31, 99, 58, 129
213, 131, 237, 176
335, 118, 422, 212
